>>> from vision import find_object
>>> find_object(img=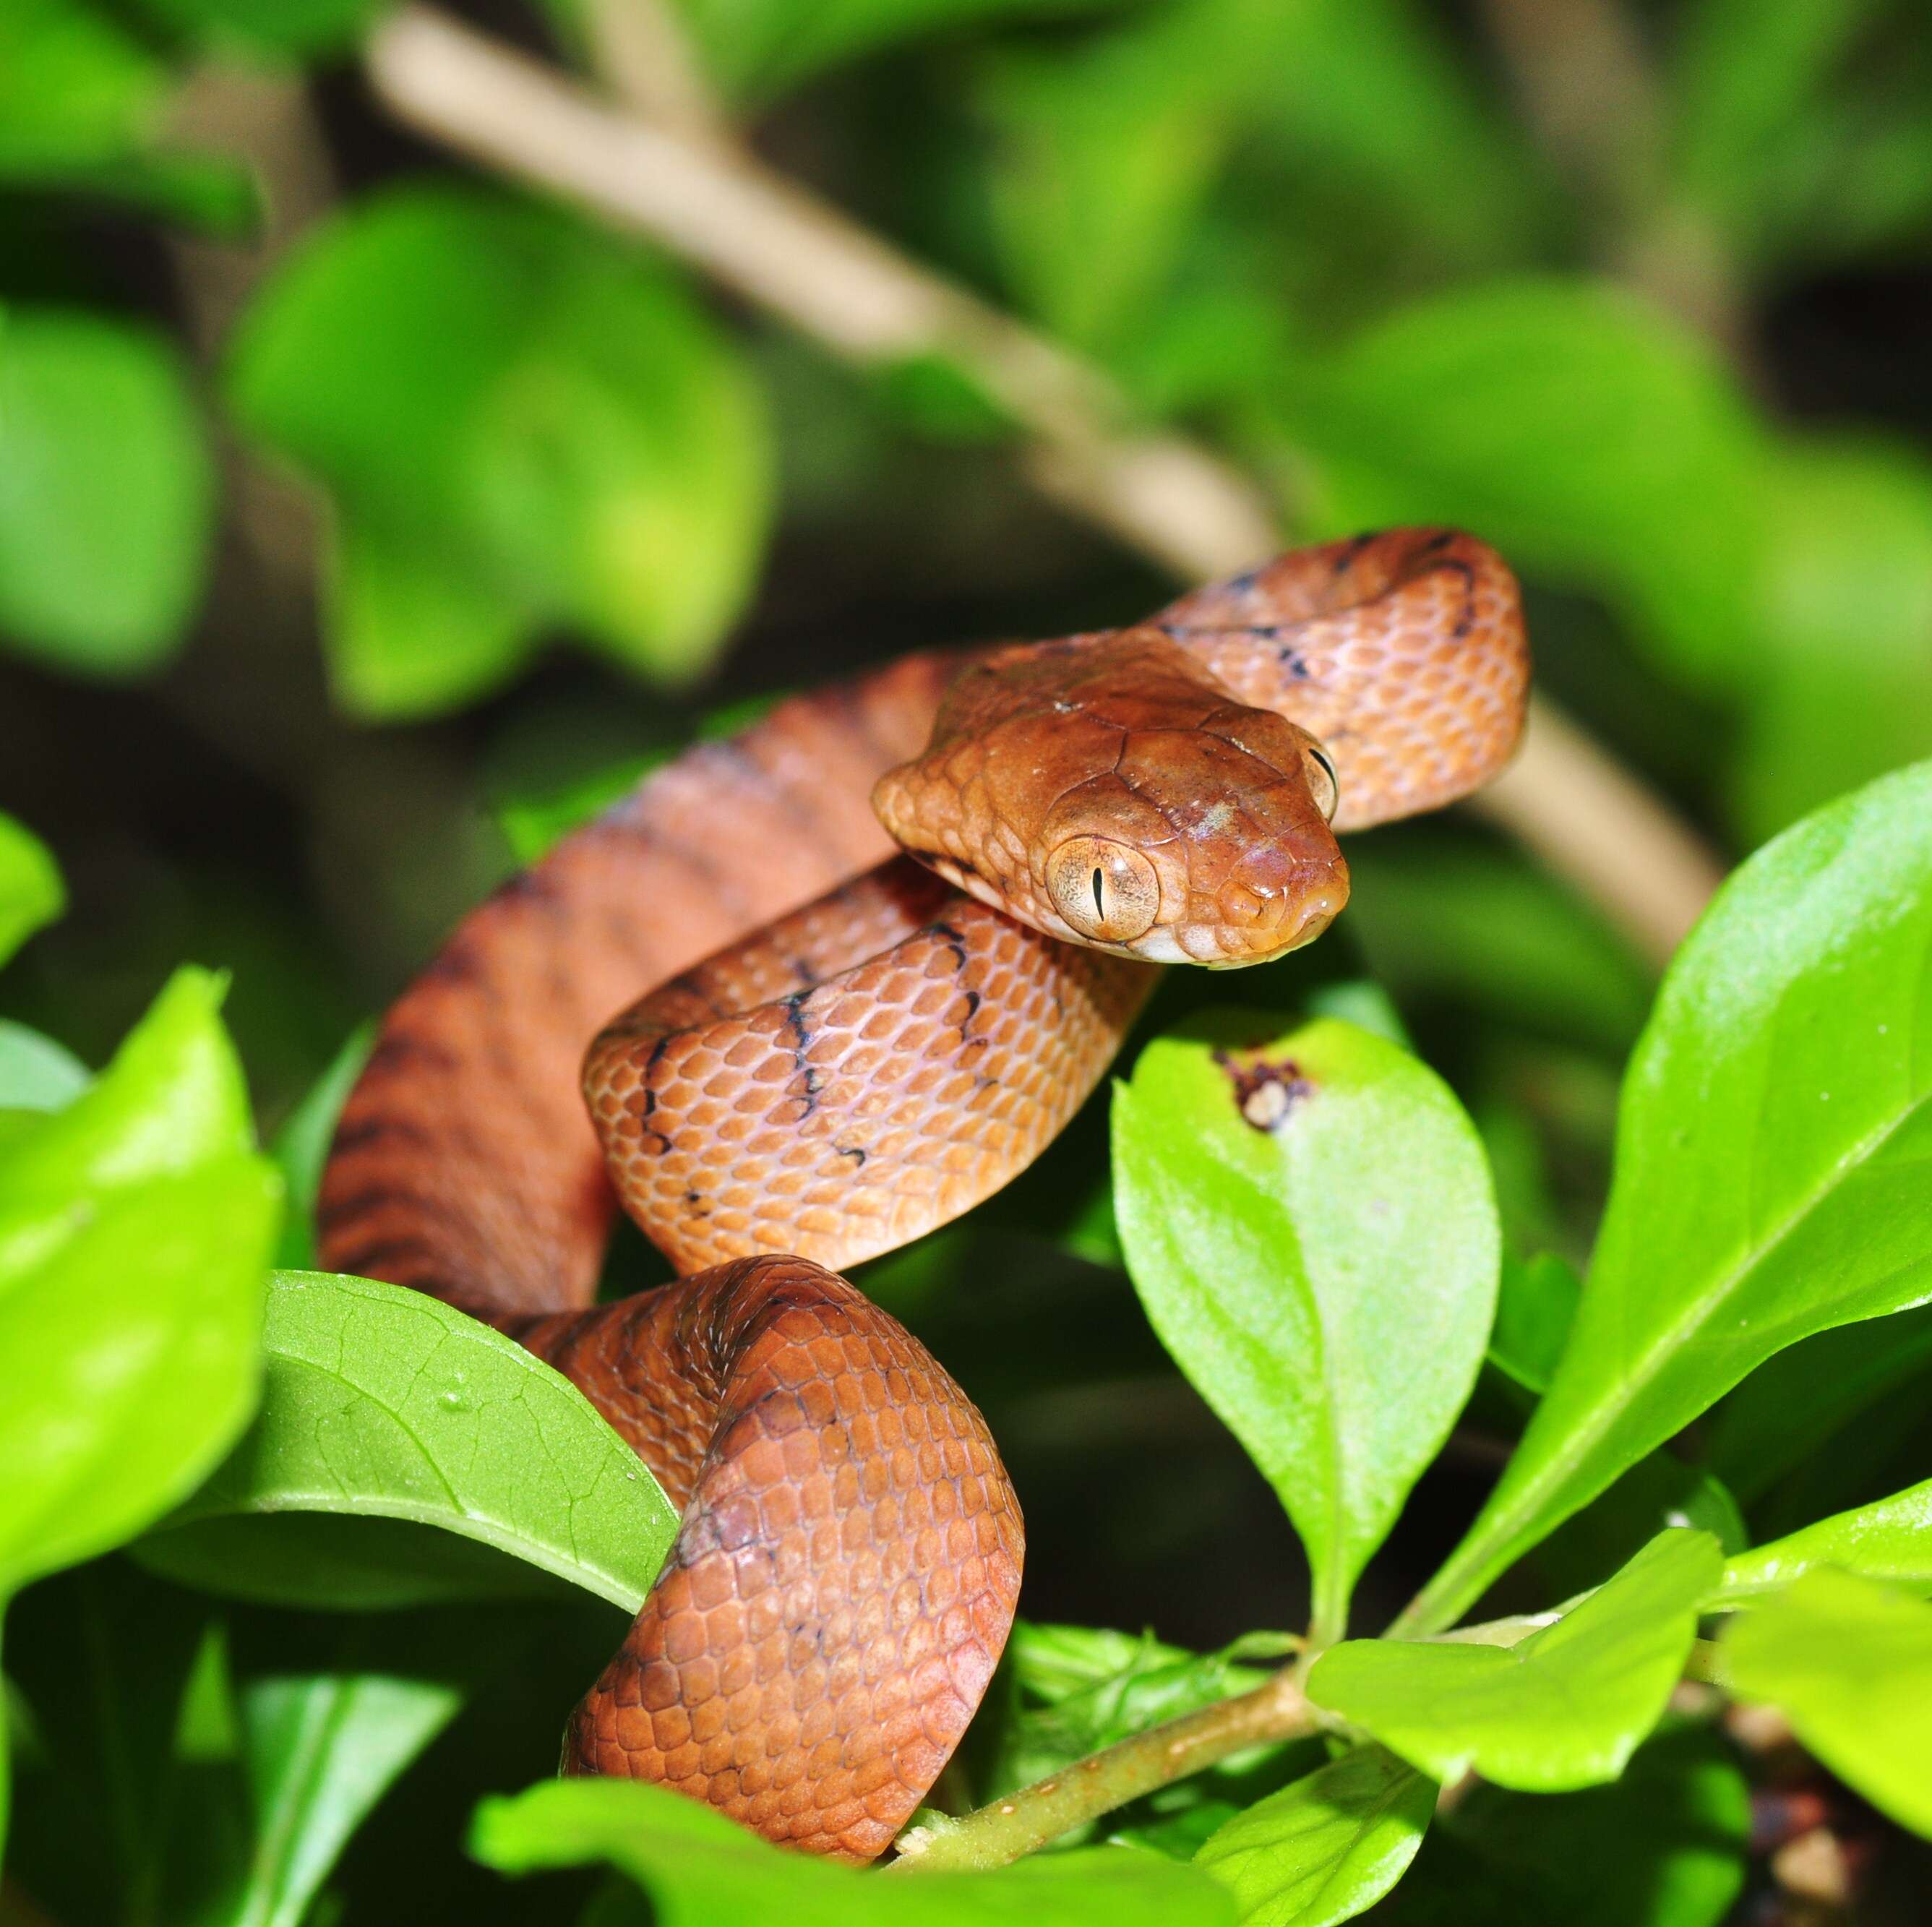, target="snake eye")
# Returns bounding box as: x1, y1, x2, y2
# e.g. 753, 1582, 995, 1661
1305, 742, 1340, 824
1044, 836, 1160, 944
